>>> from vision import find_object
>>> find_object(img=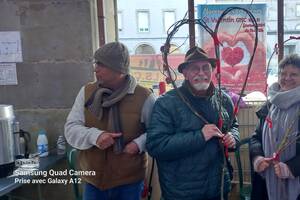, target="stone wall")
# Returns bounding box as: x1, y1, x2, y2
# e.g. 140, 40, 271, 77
0, 1, 98, 199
